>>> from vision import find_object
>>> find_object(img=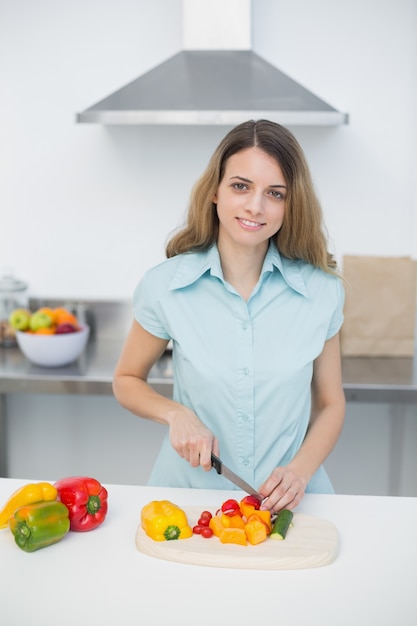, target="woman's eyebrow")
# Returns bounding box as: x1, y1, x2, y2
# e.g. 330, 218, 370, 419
229, 175, 253, 183
229, 175, 287, 188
